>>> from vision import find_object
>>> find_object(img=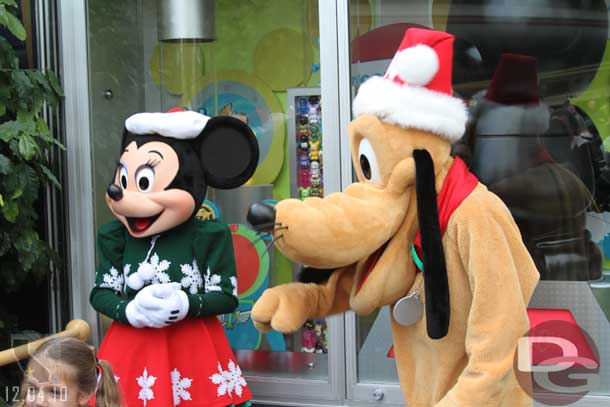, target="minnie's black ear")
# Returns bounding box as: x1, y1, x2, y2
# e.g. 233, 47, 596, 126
199, 116, 260, 189
413, 149, 450, 340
